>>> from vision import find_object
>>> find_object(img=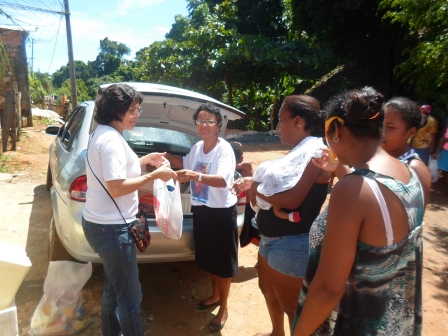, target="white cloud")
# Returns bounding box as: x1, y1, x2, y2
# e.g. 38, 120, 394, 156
152, 25, 170, 35
62, 12, 171, 64
117, 0, 166, 15
15, 0, 187, 73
